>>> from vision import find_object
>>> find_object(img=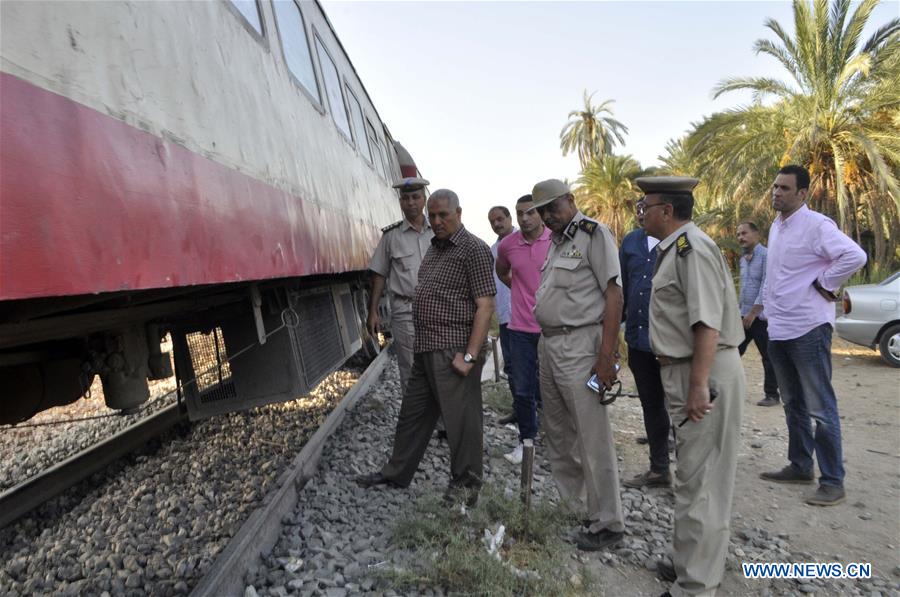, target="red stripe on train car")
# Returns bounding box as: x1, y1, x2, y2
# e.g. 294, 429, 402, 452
0, 72, 380, 301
